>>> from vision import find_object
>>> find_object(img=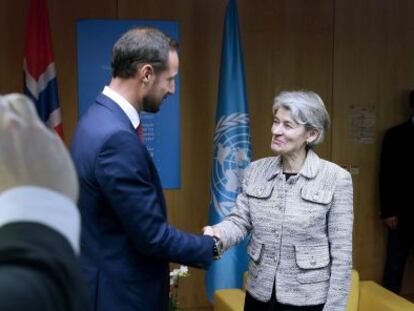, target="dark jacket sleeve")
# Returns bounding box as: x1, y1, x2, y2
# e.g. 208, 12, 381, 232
379, 130, 397, 218
0, 222, 88, 311
95, 130, 213, 268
